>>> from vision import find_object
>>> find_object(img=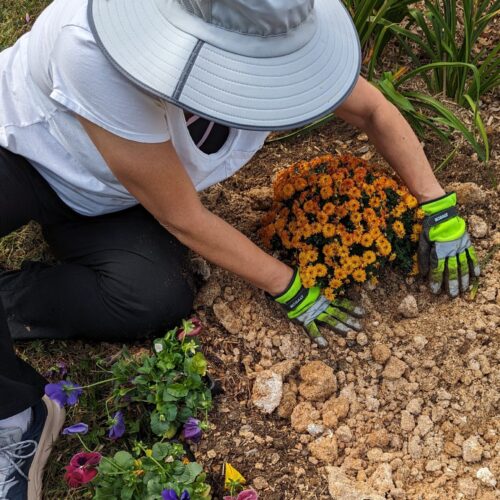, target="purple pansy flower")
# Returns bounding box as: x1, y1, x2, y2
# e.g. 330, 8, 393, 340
108, 411, 126, 440
182, 417, 202, 443
45, 380, 83, 407
161, 490, 179, 500
180, 491, 190, 500
62, 423, 89, 435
